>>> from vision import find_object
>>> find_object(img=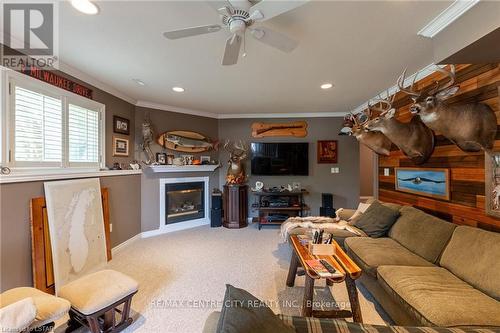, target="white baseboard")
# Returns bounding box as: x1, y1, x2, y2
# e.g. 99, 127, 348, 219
111, 233, 142, 256
141, 219, 210, 238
